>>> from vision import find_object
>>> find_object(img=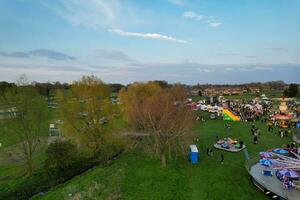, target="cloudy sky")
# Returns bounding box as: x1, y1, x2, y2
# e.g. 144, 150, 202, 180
0, 0, 299, 84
